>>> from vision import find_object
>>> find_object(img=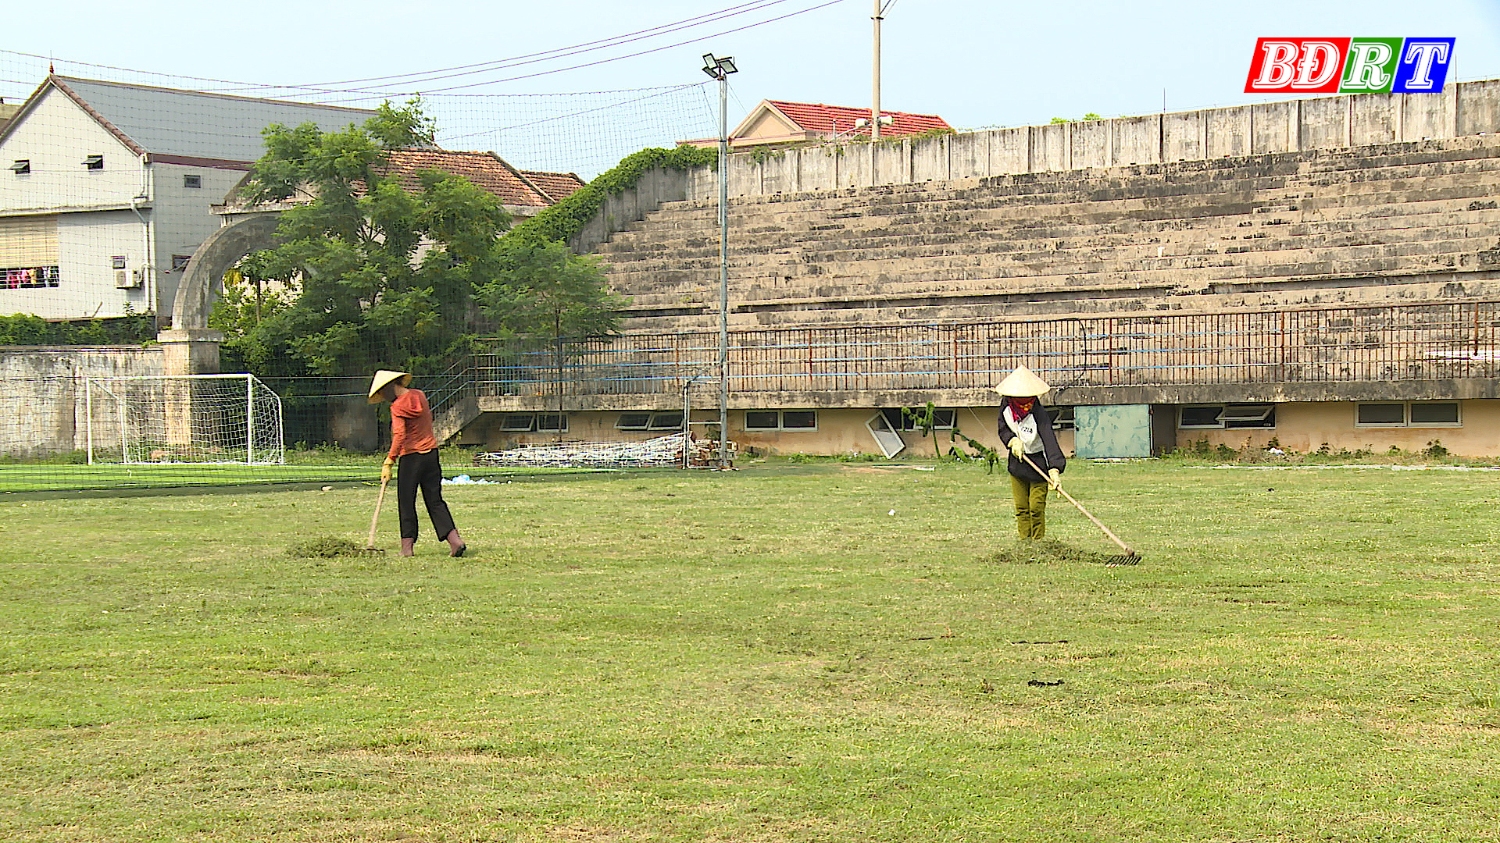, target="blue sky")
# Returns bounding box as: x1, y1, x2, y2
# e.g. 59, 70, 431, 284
6, 1, 1500, 173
